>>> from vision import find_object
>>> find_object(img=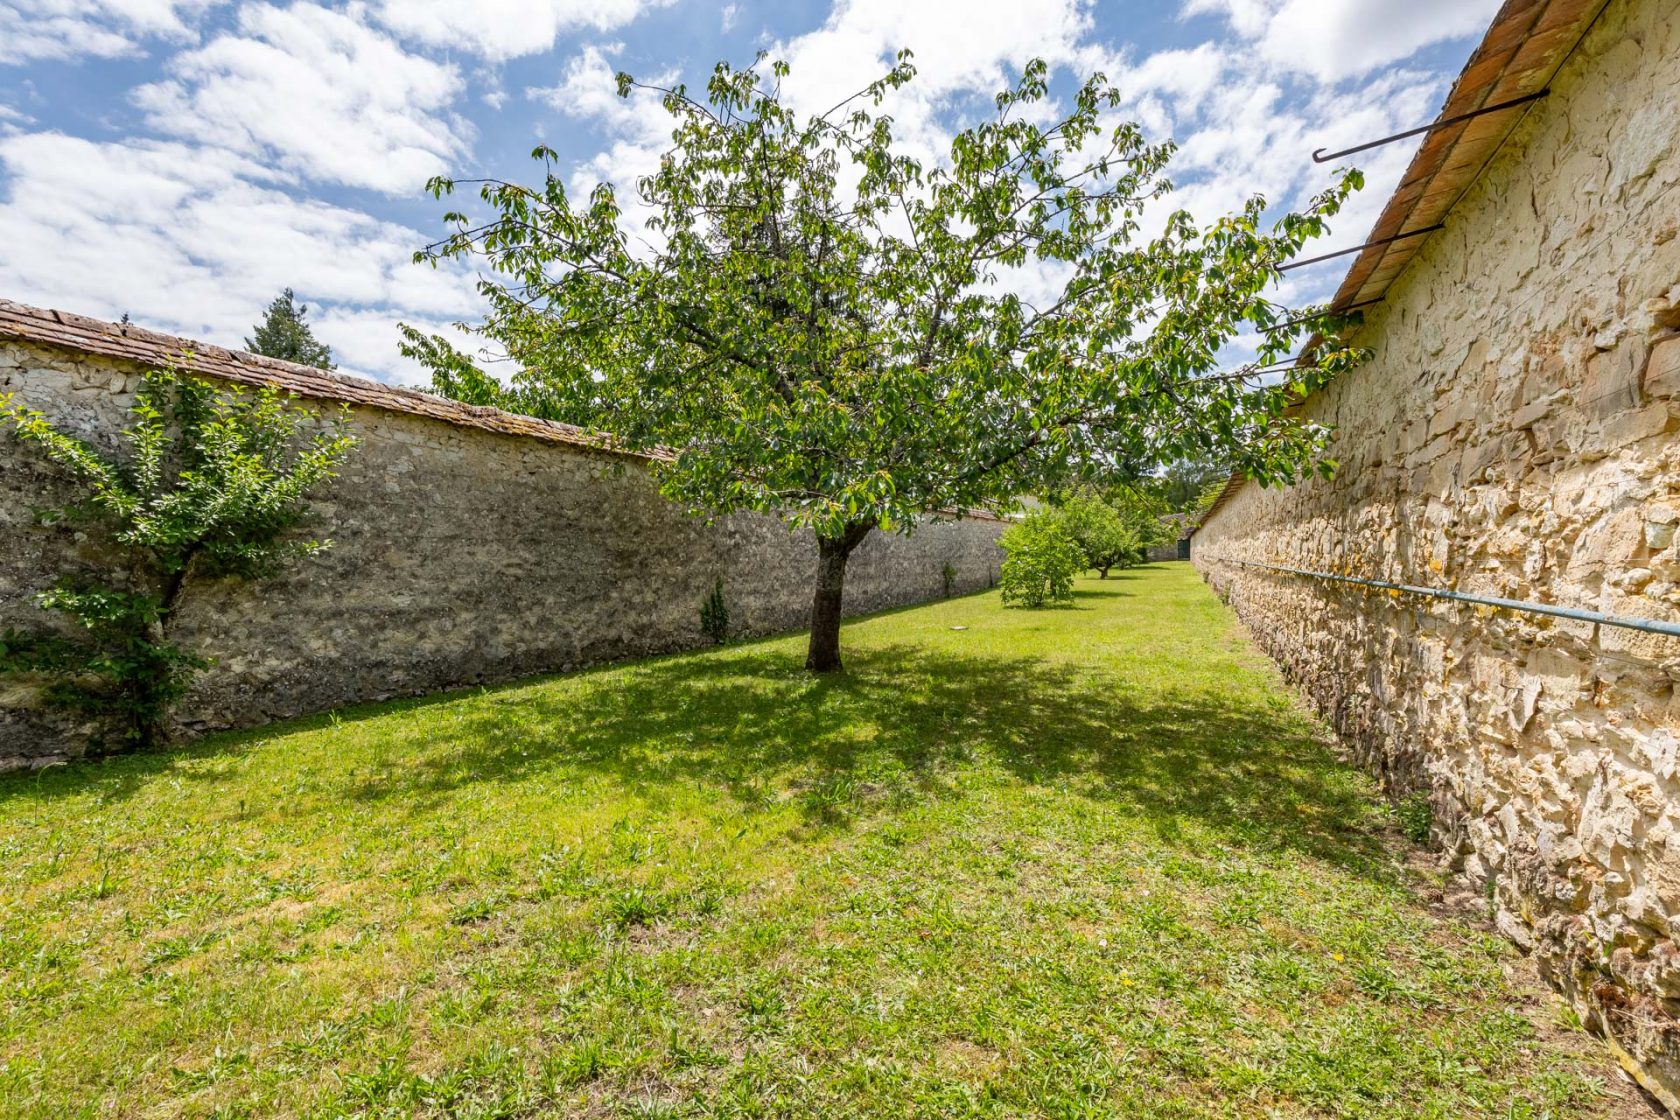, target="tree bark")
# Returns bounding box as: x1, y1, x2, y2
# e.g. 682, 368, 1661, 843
805, 523, 873, 673
135, 556, 194, 749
